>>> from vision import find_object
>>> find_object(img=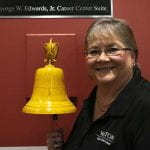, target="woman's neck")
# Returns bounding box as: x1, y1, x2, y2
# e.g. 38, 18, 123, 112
96, 72, 133, 102
93, 72, 133, 121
